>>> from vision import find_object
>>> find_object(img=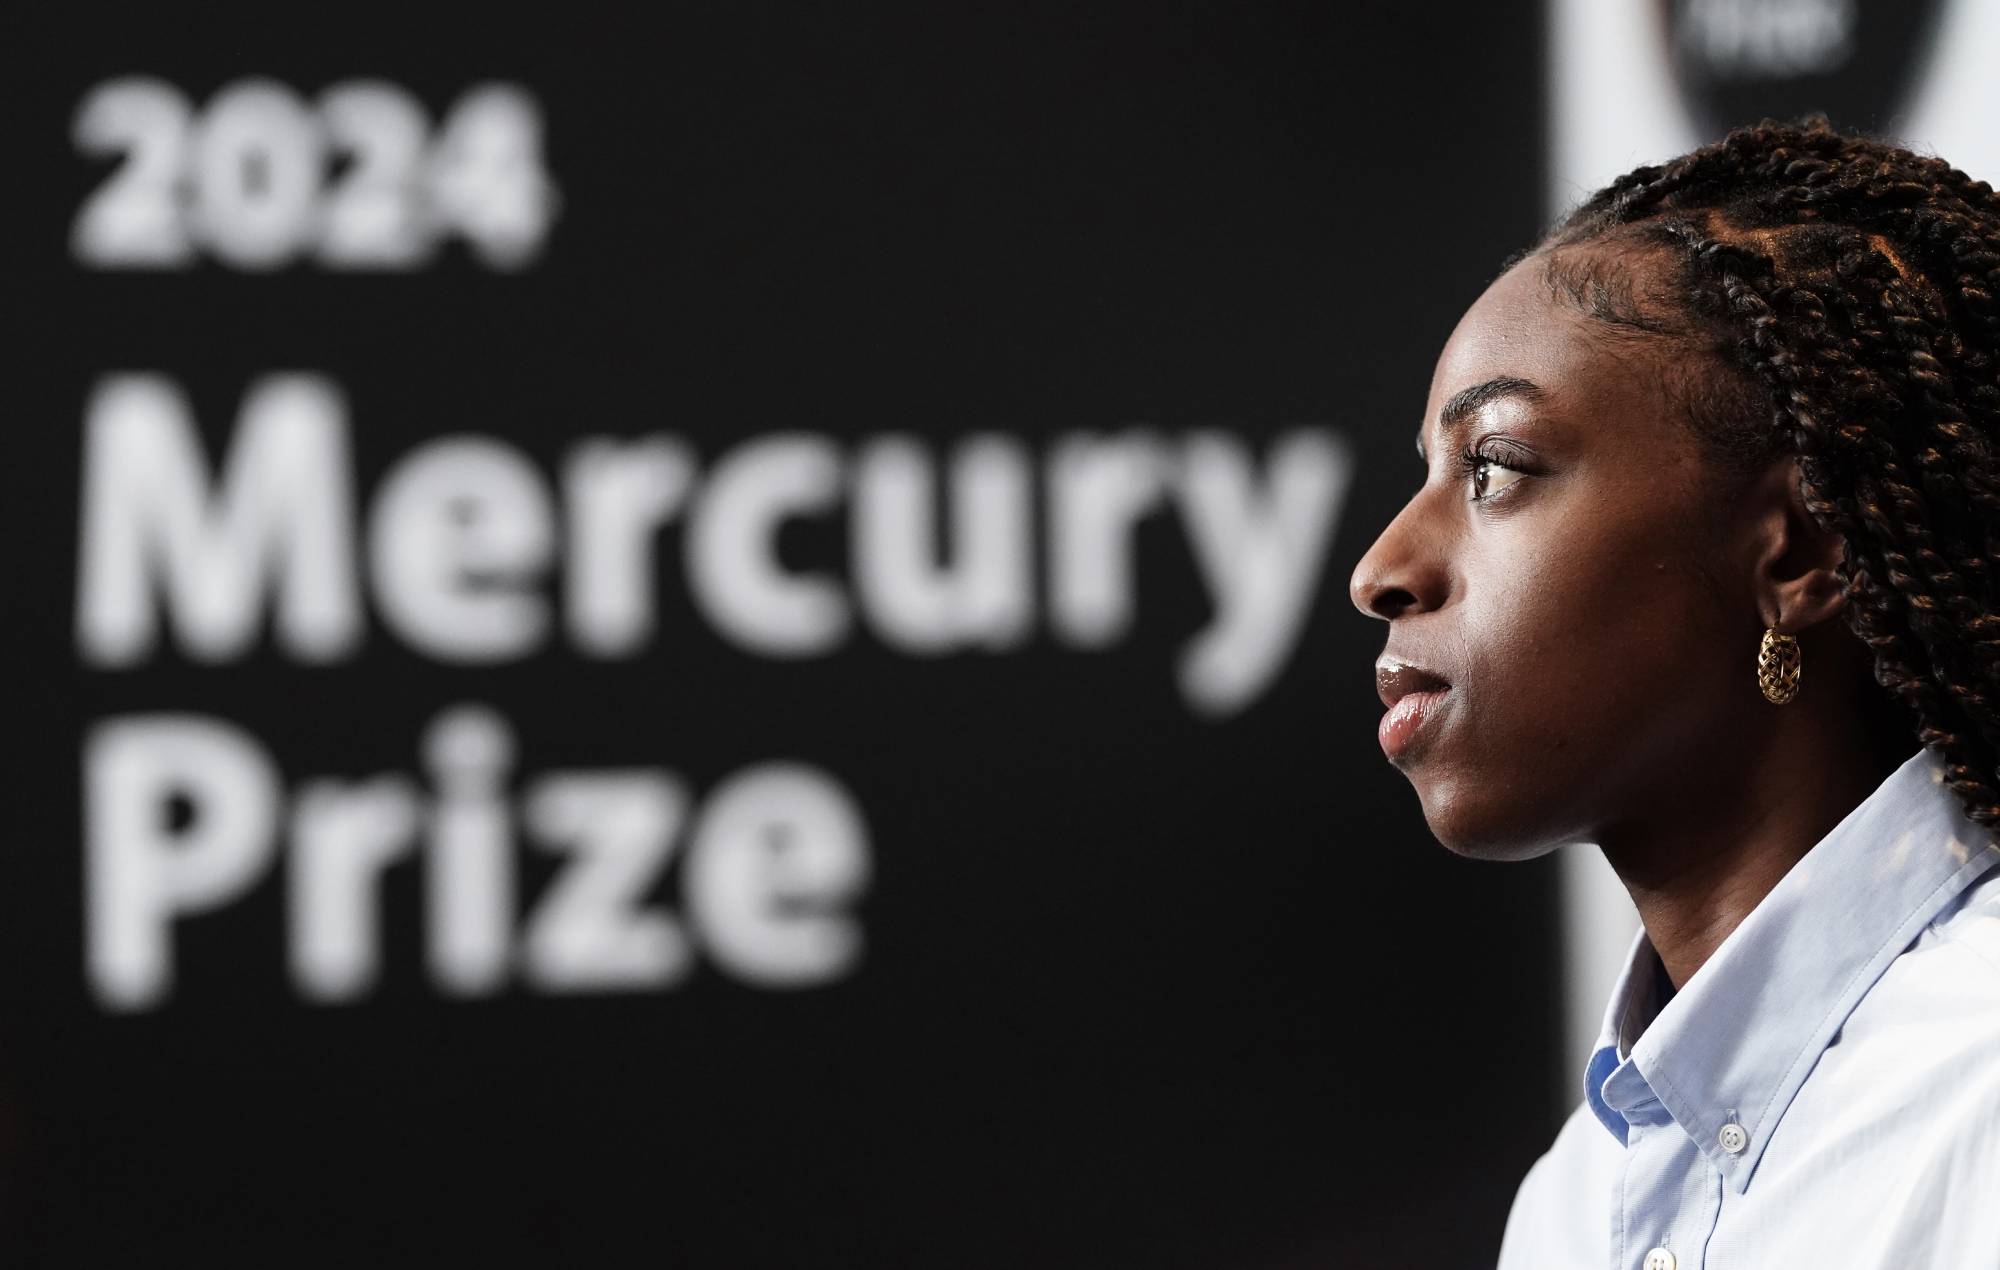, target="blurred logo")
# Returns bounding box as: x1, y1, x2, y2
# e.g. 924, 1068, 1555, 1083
1659, 0, 1946, 136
